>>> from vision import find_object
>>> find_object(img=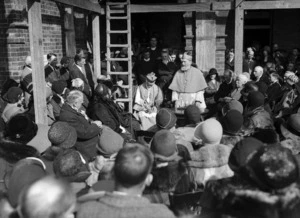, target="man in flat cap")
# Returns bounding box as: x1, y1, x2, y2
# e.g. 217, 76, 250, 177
169, 52, 207, 114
